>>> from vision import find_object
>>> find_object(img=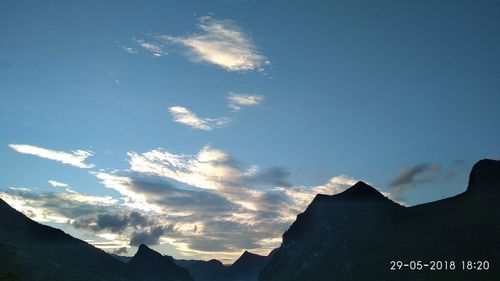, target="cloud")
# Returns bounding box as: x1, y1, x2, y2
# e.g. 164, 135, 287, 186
0, 187, 118, 224
128, 178, 240, 217
73, 211, 151, 233
446, 159, 467, 179
389, 163, 442, 198
168, 106, 229, 131
227, 92, 264, 111
182, 220, 261, 252
135, 39, 166, 57
390, 163, 442, 187
9, 144, 95, 168
130, 226, 167, 246
48, 180, 68, 188
162, 16, 269, 72
120, 45, 138, 54
3, 143, 361, 262
113, 247, 128, 255
277, 175, 359, 213
246, 167, 291, 187
126, 146, 357, 218
91, 171, 265, 253
127, 146, 262, 193
0, 186, 170, 253
121, 146, 363, 258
